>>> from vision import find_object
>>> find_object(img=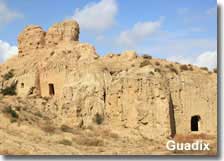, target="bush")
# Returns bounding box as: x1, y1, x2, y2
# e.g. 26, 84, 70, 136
60, 124, 74, 133
142, 54, 152, 59
188, 66, 194, 71
2, 69, 14, 80
2, 106, 19, 119
155, 61, 160, 66
58, 139, 72, 146
154, 68, 161, 73
200, 67, 208, 71
95, 113, 104, 125
170, 67, 178, 74
180, 65, 188, 71
1, 83, 17, 96
213, 68, 217, 73
140, 60, 151, 68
